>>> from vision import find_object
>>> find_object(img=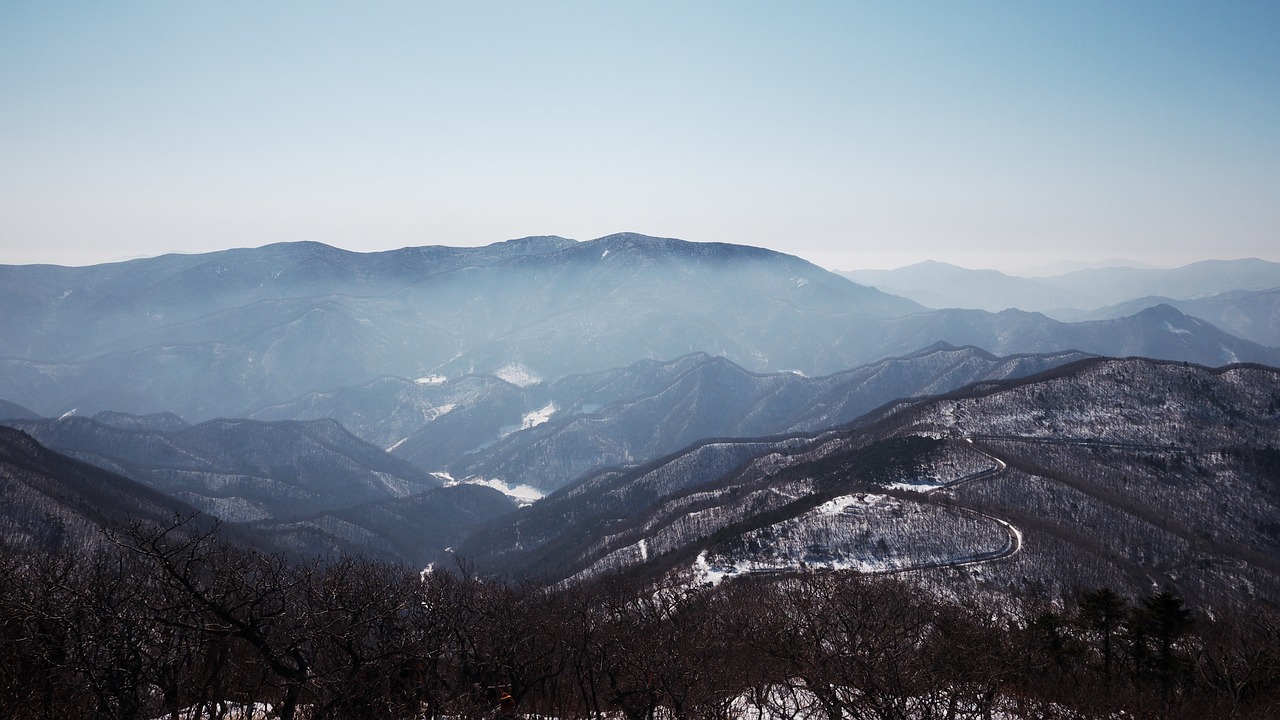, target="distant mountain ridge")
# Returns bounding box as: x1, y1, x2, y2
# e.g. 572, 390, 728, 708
444, 344, 1092, 492
1, 414, 442, 522
1053, 286, 1280, 347
1, 234, 1275, 425
0, 233, 927, 419
841, 257, 1280, 316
